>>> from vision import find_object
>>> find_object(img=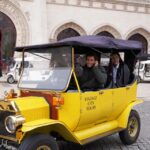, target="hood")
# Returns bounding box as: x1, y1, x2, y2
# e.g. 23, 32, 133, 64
11, 96, 50, 122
